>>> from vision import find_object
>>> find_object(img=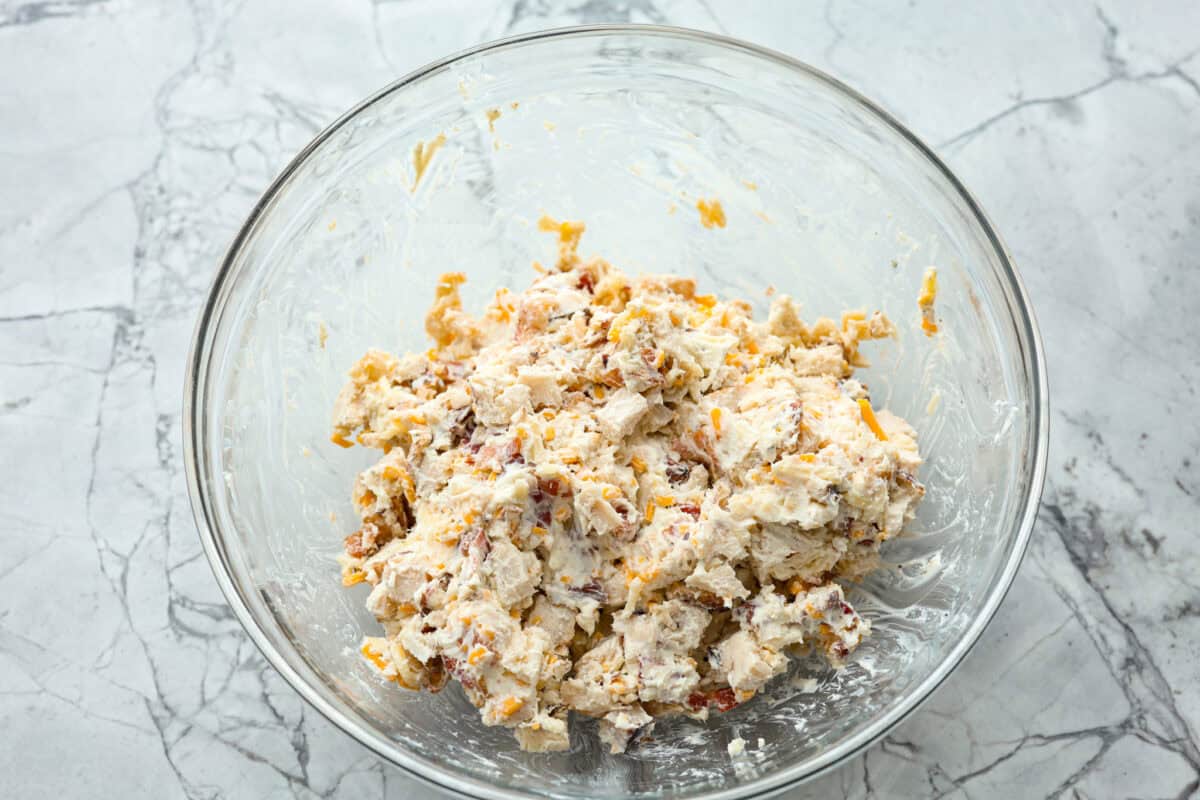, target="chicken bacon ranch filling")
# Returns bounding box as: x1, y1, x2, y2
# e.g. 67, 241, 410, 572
332, 218, 925, 753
